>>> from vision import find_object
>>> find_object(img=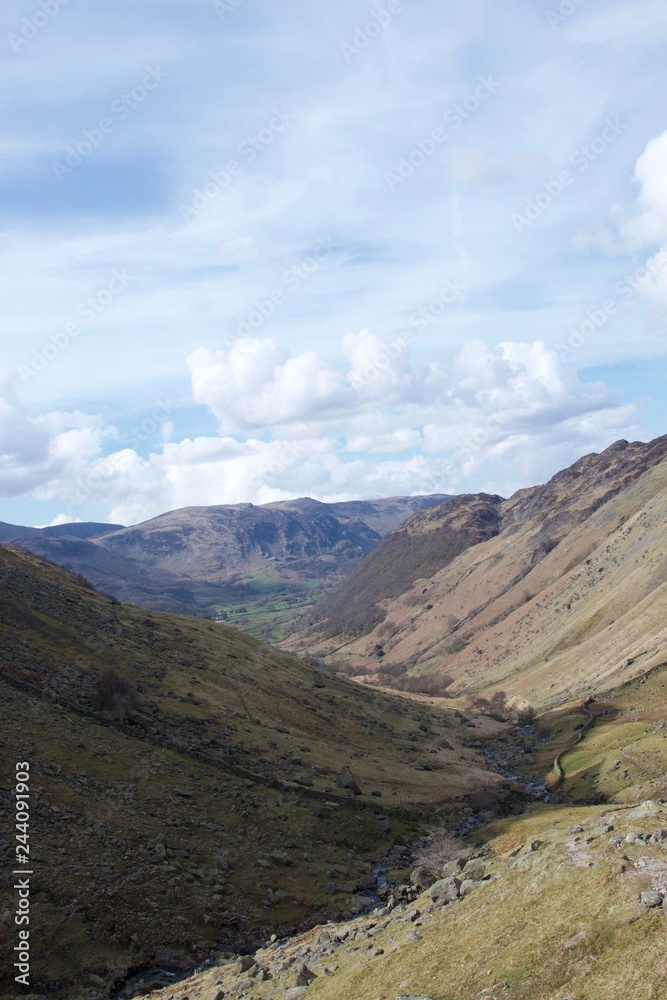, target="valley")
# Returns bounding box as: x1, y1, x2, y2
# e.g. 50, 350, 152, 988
1, 437, 667, 999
